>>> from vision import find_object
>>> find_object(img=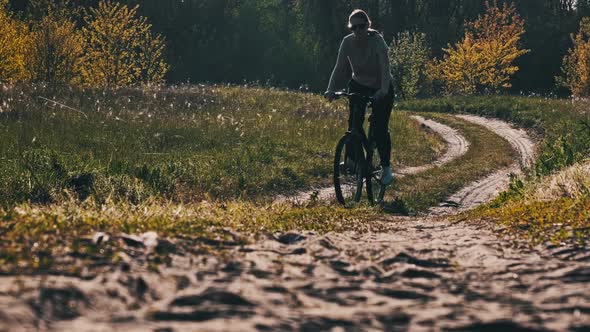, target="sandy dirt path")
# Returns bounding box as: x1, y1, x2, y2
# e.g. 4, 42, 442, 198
1, 218, 587, 332
1, 115, 588, 332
